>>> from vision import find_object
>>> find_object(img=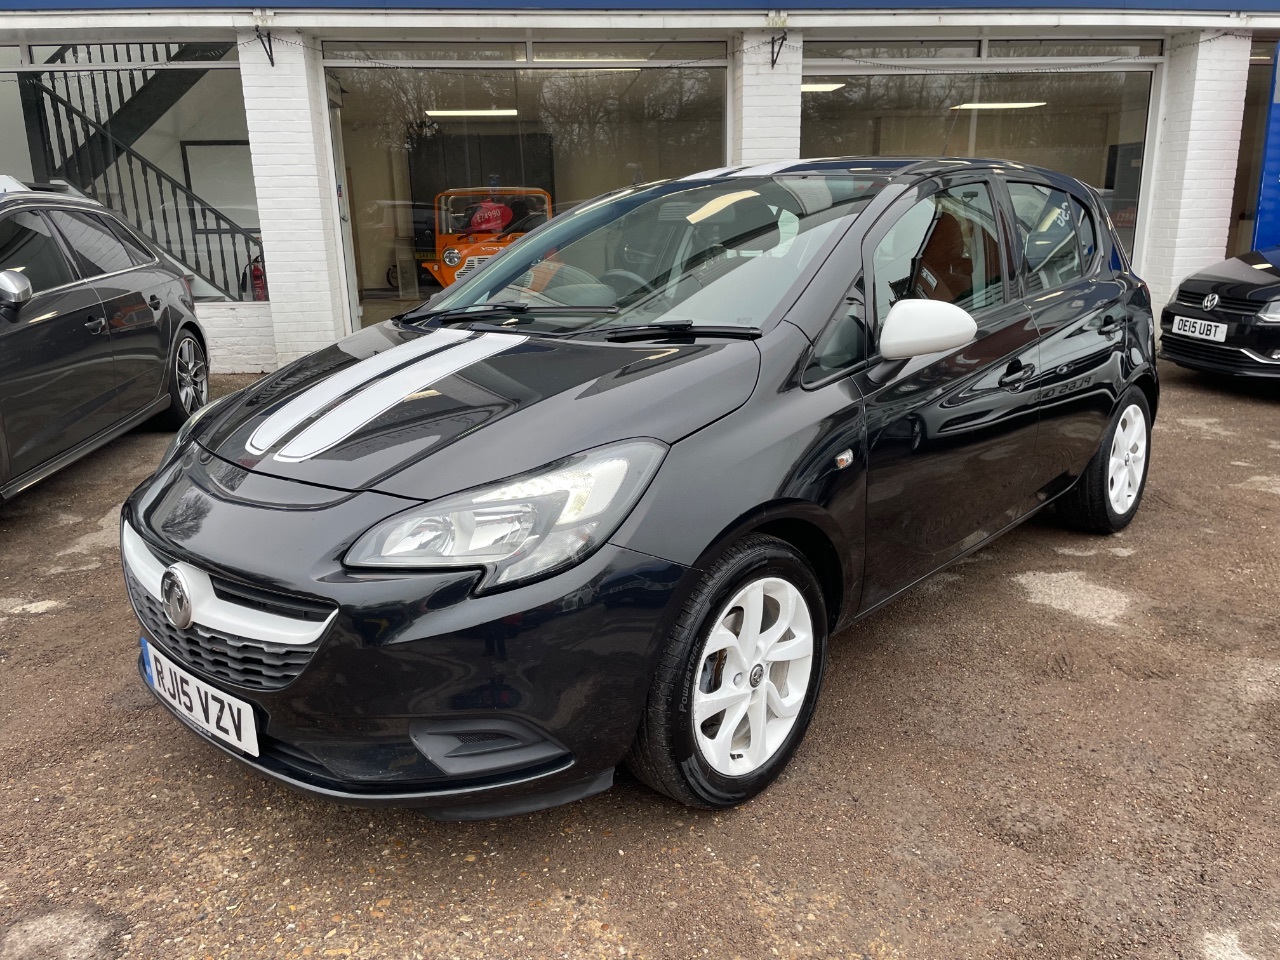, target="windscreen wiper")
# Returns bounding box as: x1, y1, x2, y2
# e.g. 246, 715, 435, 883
596, 318, 763, 342
399, 302, 619, 325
